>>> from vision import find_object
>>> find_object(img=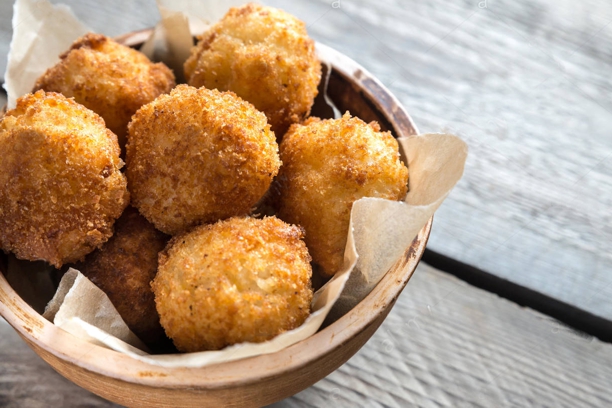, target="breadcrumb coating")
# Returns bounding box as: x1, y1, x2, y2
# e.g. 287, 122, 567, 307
33, 33, 175, 149
126, 85, 280, 235
75, 207, 170, 349
152, 216, 313, 352
0, 91, 129, 267
185, 3, 321, 139
275, 113, 409, 276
